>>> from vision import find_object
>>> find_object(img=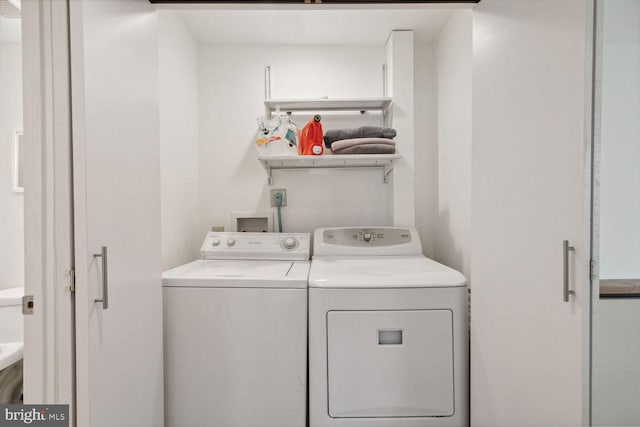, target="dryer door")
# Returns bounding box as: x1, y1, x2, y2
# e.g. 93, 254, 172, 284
327, 309, 454, 418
